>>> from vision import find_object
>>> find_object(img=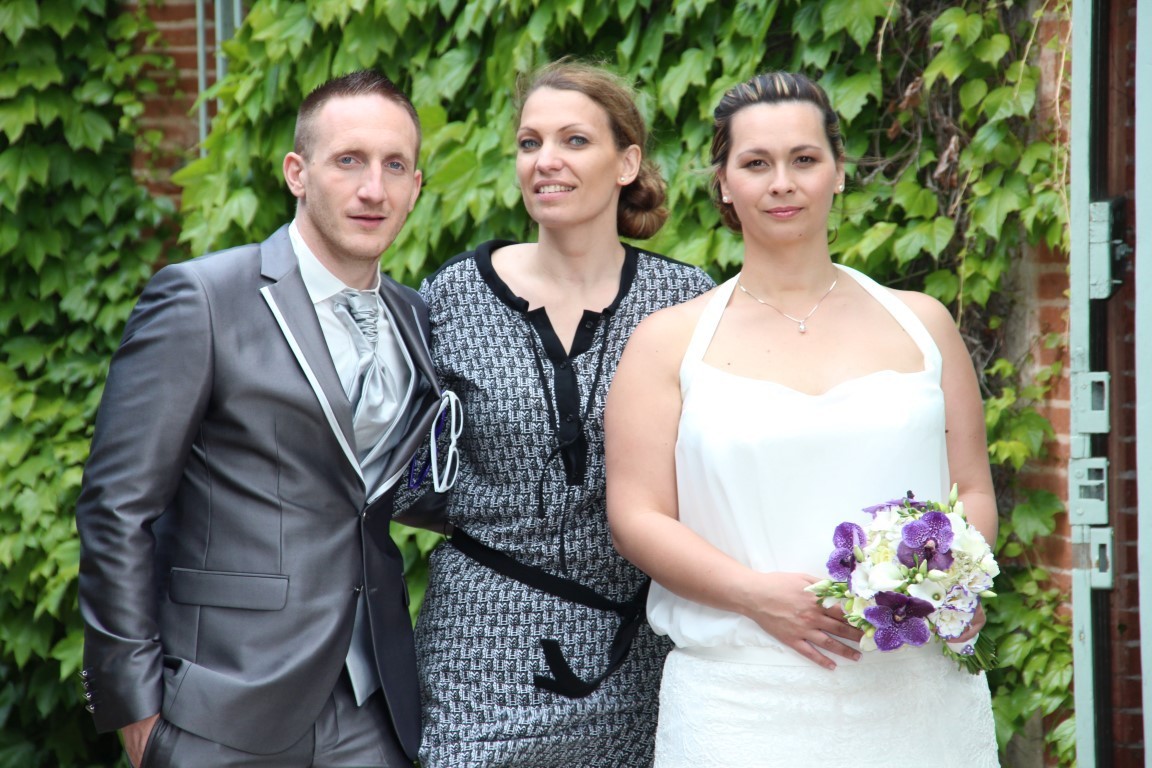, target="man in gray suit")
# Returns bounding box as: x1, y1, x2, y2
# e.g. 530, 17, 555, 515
76, 70, 452, 767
